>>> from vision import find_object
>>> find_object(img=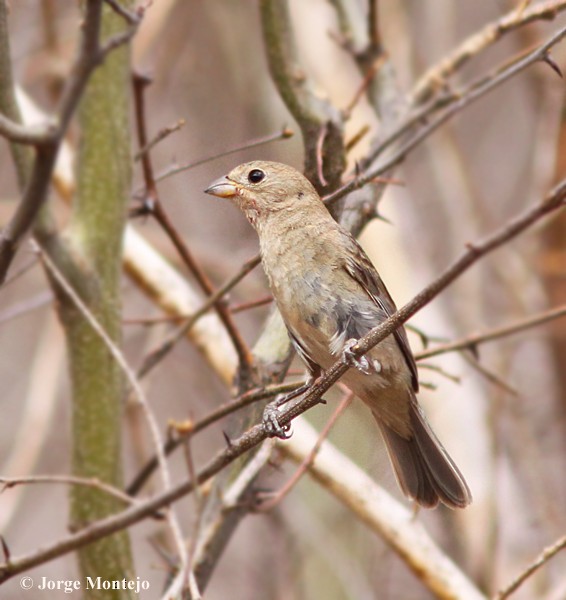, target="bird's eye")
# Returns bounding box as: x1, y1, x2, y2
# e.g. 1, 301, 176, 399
247, 169, 265, 184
